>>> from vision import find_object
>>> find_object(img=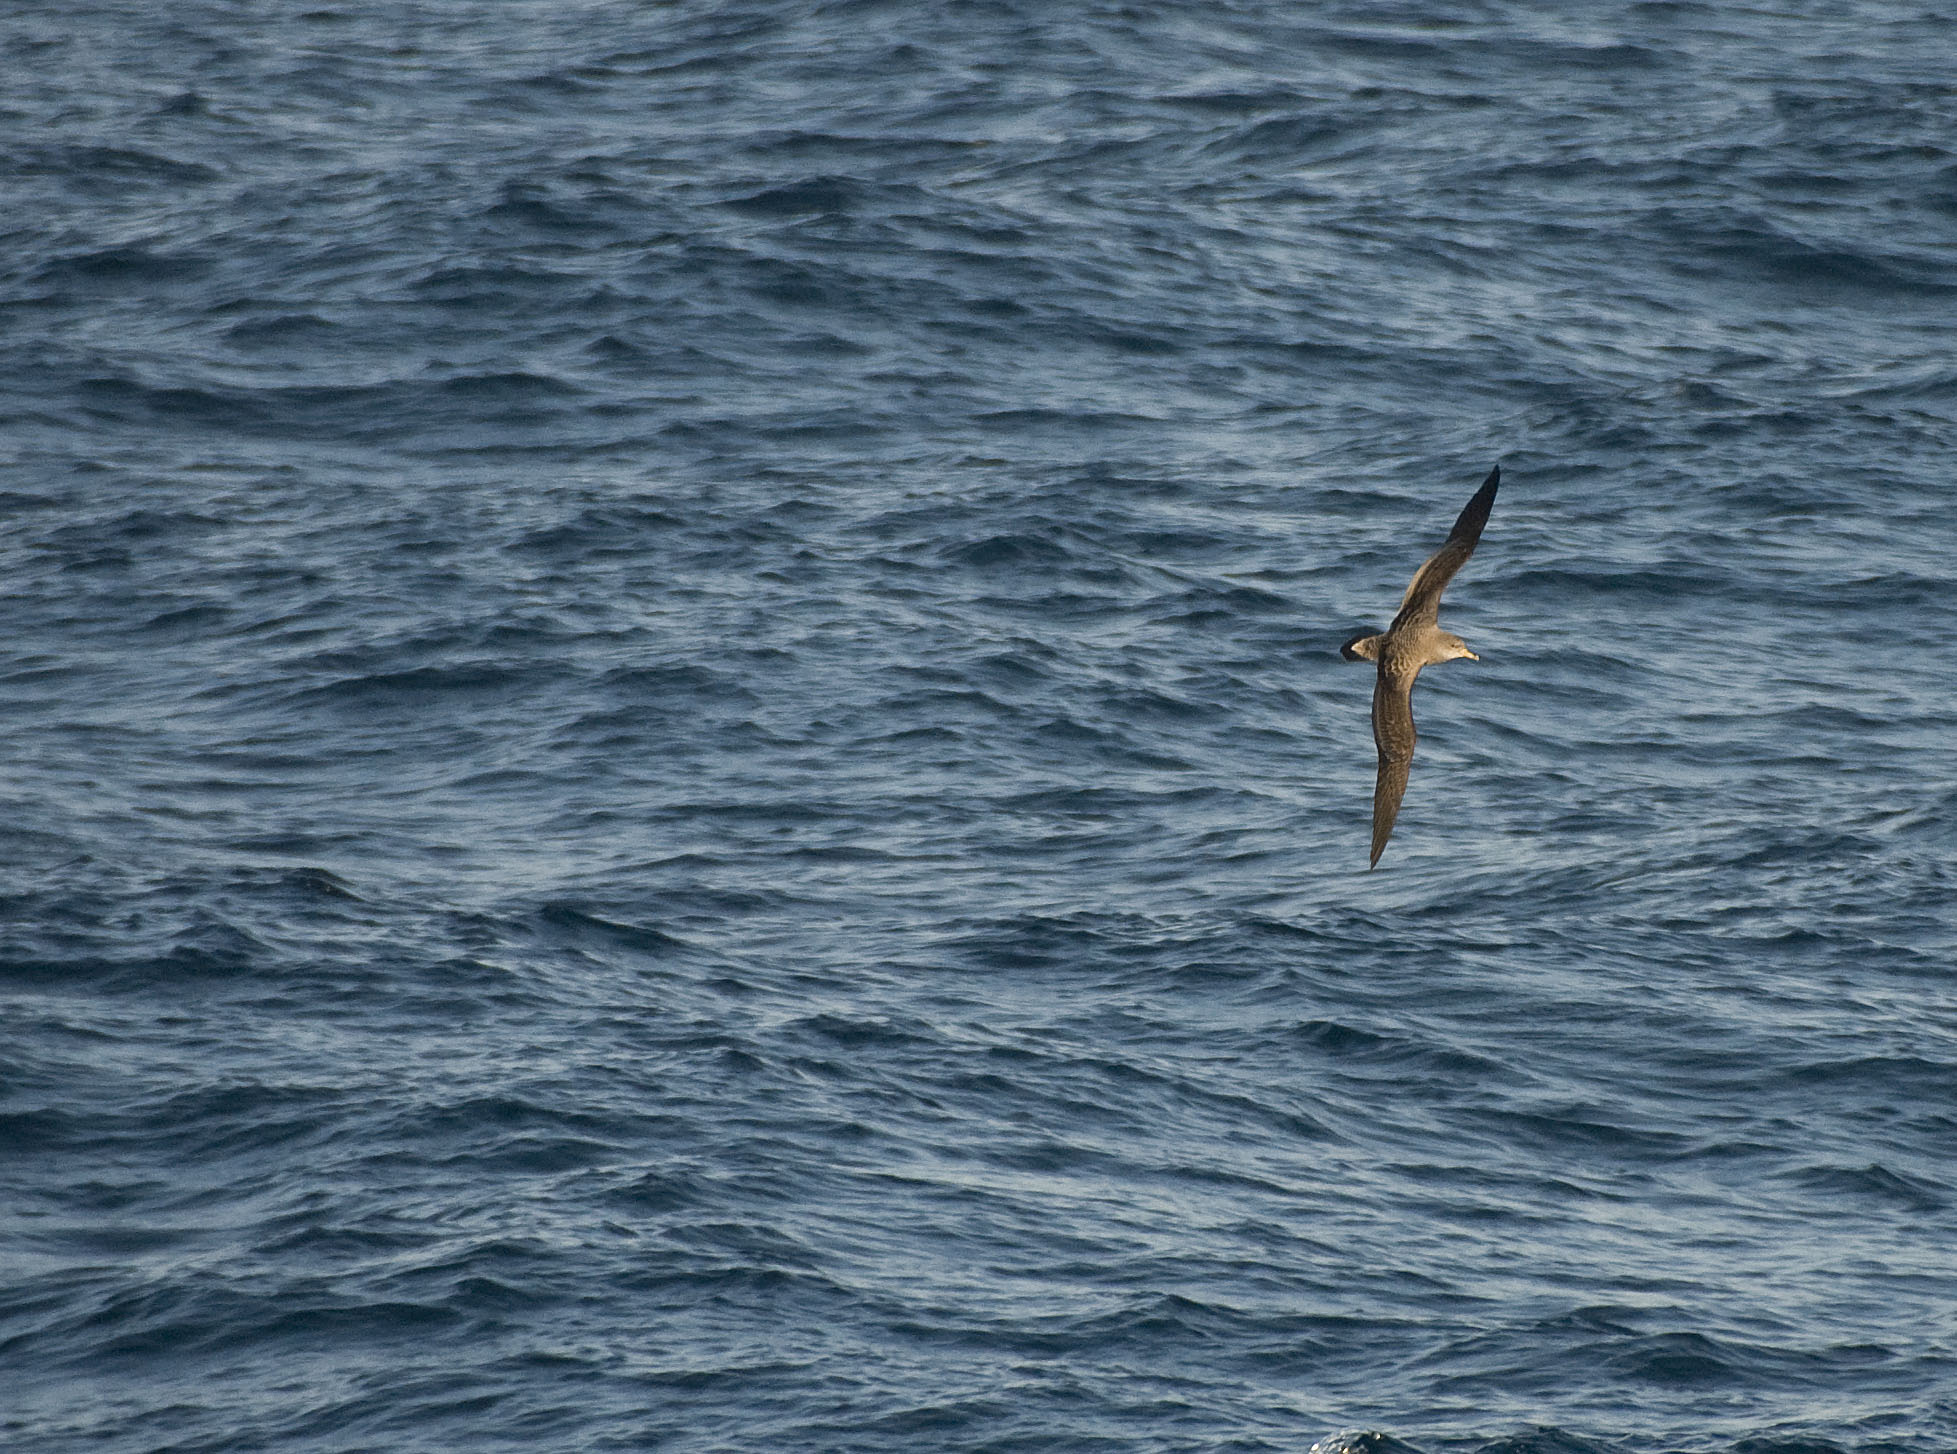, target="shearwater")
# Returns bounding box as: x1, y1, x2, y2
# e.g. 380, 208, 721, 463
1340, 466, 1501, 869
